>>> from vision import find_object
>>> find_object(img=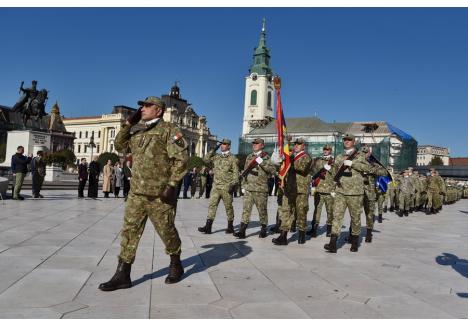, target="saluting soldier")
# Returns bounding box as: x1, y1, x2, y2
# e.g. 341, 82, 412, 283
308, 144, 335, 238
324, 134, 372, 253
198, 139, 239, 234
234, 138, 276, 239
272, 138, 312, 245
99, 96, 188, 291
